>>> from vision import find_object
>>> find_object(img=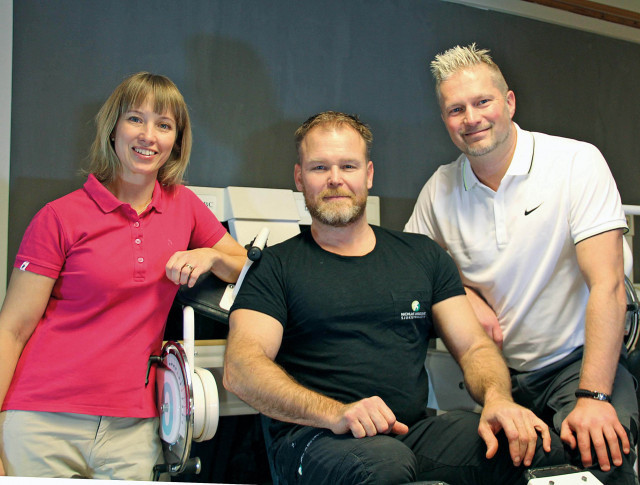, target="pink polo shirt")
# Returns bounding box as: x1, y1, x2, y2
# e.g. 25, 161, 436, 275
5, 174, 227, 418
